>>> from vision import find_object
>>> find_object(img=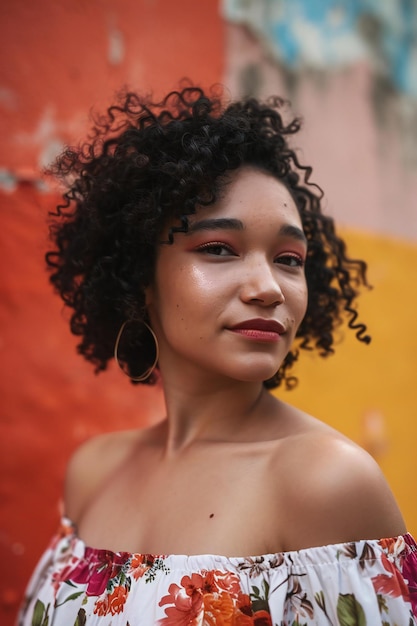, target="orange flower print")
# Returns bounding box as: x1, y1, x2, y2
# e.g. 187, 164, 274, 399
129, 554, 153, 580
159, 570, 259, 625
202, 591, 235, 625
379, 536, 406, 561
108, 584, 128, 615
94, 595, 110, 616
93, 585, 128, 617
